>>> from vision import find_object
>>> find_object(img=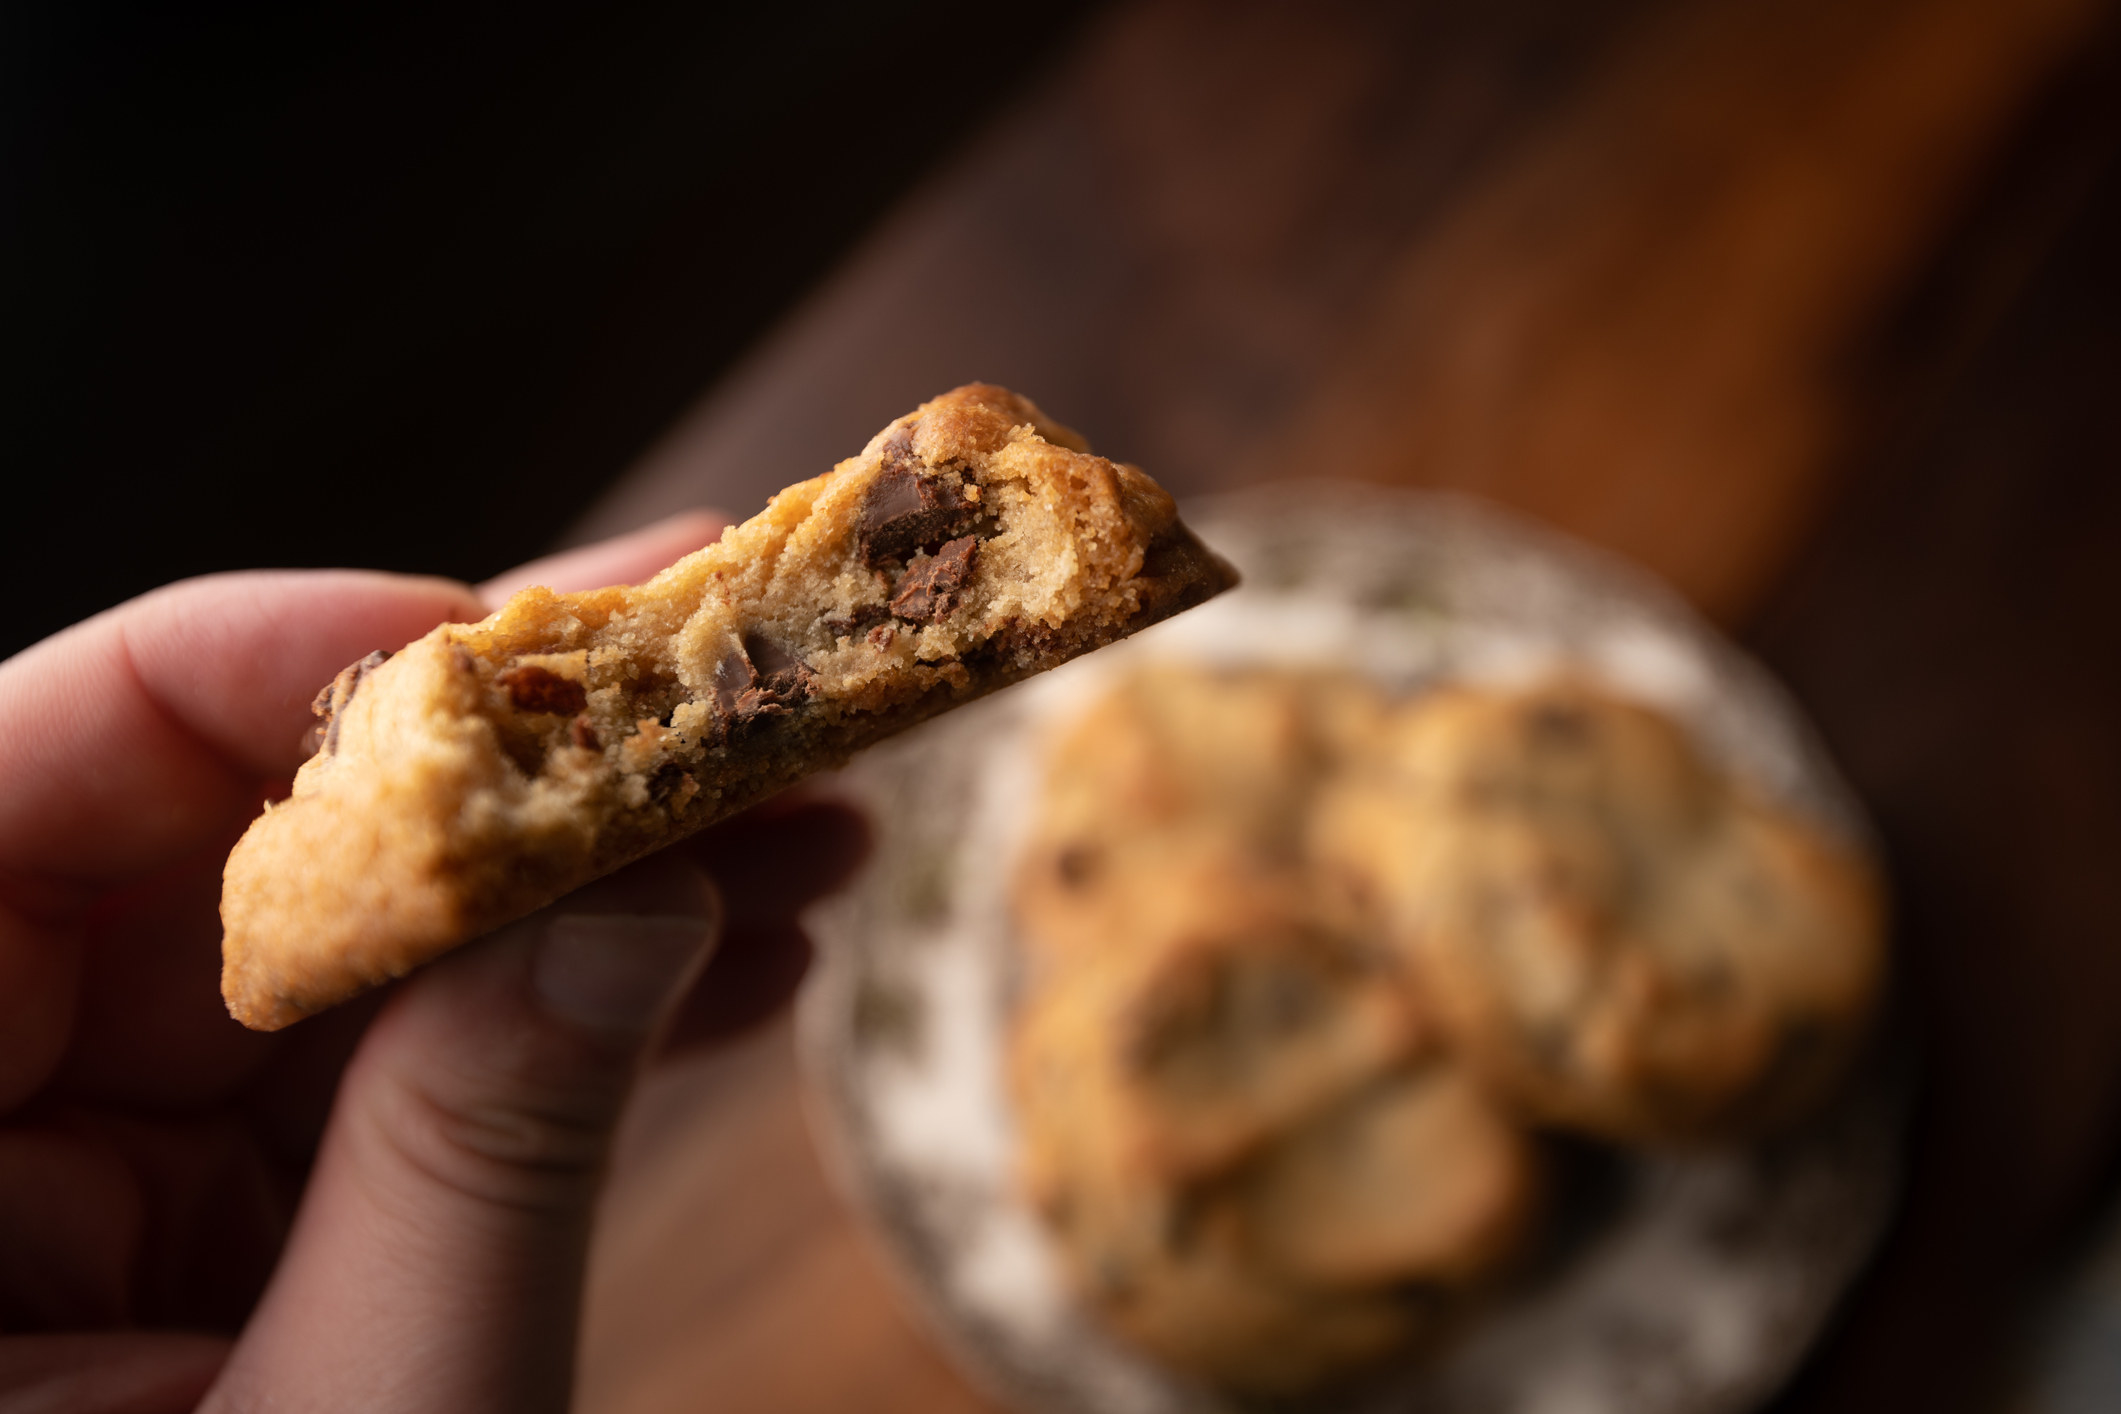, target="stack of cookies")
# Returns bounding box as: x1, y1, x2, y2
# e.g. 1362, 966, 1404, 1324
1007, 666, 1886, 1395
